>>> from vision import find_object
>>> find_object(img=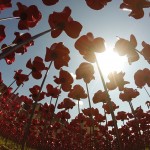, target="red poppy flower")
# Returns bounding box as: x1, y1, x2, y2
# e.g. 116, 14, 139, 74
82, 108, 99, 117
119, 88, 139, 102
26, 56, 46, 79
57, 98, 75, 110
13, 2, 42, 30
85, 0, 111, 10
114, 35, 139, 64
134, 68, 150, 88
120, 0, 150, 19
49, 7, 82, 38
141, 41, 150, 64
42, 0, 59, 6
12, 32, 34, 54
93, 90, 107, 104
56, 110, 70, 120
75, 32, 105, 63
94, 113, 106, 123
103, 101, 119, 114
54, 69, 73, 92
76, 62, 95, 83
68, 84, 87, 100
46, 84, 61, 98
0, 0, 12, 11
29, 85, 45, 101
116, 111, 128, 121
106, 71, 129, 91
1, 44, 15, 65
0, 25, 6, 42
45, 42, 70, 69
0, 72, 3, 83
13, 70, 29, 86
